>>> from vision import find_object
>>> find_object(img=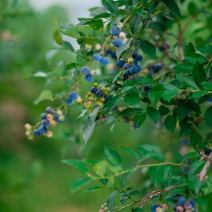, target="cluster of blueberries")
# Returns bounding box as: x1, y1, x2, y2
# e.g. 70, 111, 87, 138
151, 203, 168, 212
154, 38, 170, 52
173, 194, 198, 212
111, 25, 124, 48
93, 53, 110, 66
115, 52, 143, 81
66, 92, 79, 105
81, 67, 94, 82
81, 83, 109, 113
104, 48, 117, 59
147, 64, 163, 74
33, 107, 66, 138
